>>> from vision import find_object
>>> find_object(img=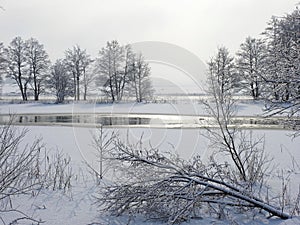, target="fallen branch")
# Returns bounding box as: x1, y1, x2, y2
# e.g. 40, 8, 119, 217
97, 139, 290, 224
